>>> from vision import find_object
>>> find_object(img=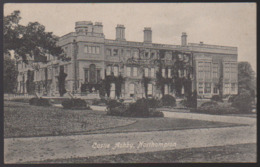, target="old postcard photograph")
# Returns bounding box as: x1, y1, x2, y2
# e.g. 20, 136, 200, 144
3, 2, 257, 164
